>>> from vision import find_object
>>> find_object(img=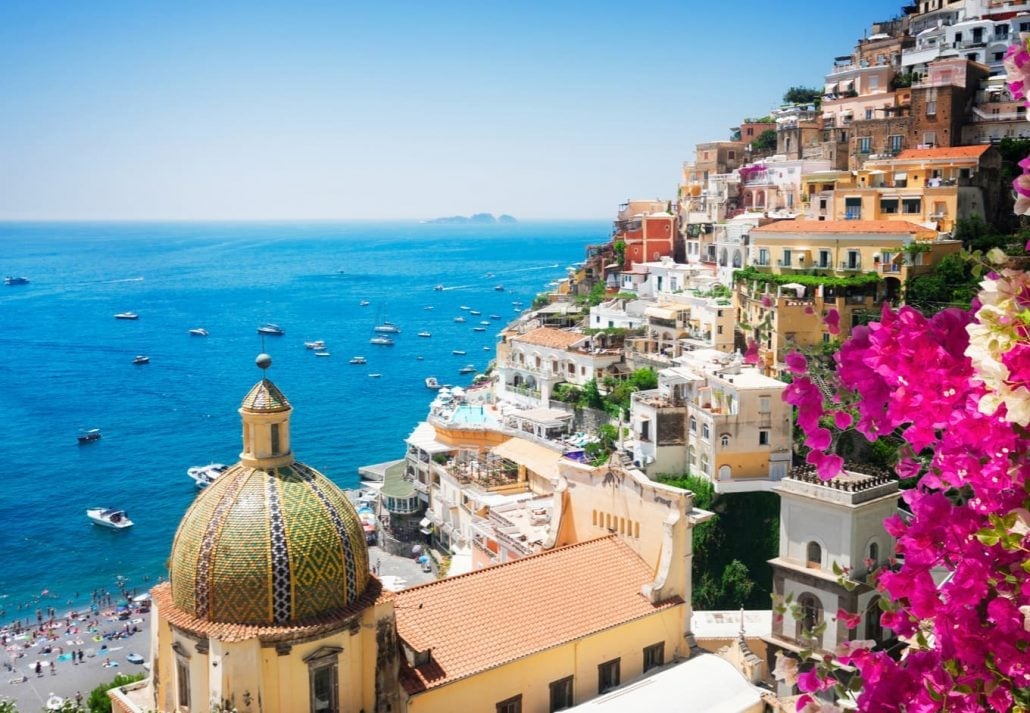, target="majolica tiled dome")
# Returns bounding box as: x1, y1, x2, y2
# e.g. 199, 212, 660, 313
168, 373, 370, 626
